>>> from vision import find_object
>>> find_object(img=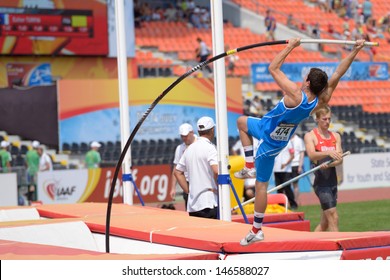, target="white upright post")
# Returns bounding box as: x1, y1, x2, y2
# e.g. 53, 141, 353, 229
114, 0, 133, 205
210, 0, 231, 221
